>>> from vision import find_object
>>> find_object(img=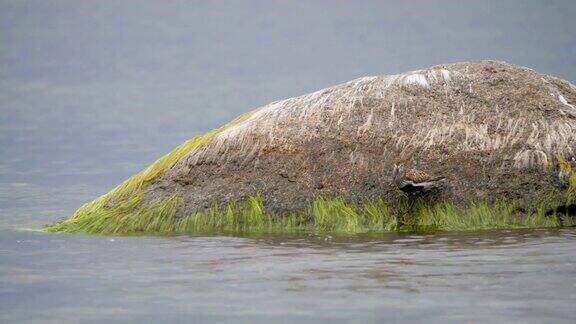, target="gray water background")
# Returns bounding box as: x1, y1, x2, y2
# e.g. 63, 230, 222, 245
1, 1, 576, 323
